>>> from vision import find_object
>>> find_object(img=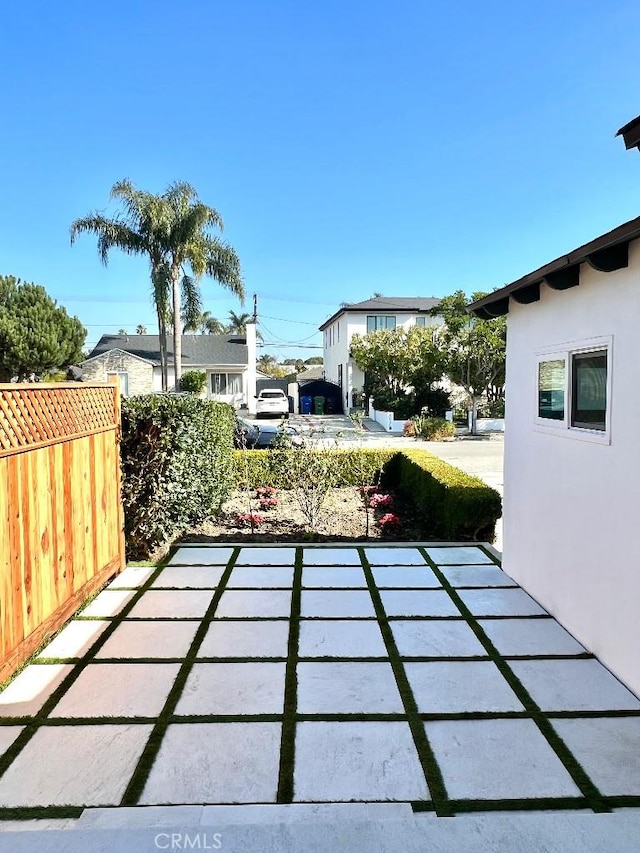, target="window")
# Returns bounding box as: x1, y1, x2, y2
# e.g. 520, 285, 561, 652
415, 316, 427, 327
211, 373, 243, 395
538, 359, 565, 420
367, 315, 396, 332
535, 337, 611, 441
107, 371, 129, 396
571, 350, 607, 431
338, 363, 343, 388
